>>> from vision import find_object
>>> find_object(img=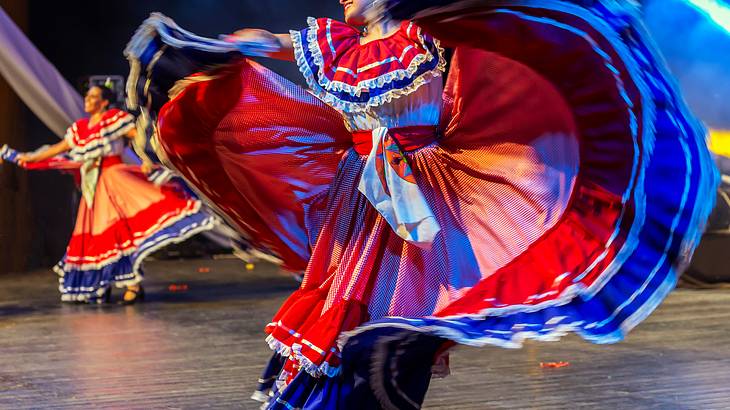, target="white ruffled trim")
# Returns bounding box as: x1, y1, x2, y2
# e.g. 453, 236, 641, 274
265, 333, 342, 378
66, 113, 134, 162
266, 333, 293, 358
339, 269, 677, 352
63, 126, 77, 149
291, 17, 447, 113
55, 205, 216, 303
291, 343, 342, 378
